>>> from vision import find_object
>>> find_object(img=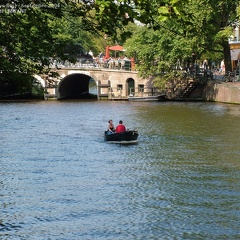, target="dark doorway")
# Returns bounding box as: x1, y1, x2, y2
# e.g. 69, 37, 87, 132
127, 78, 135, 96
